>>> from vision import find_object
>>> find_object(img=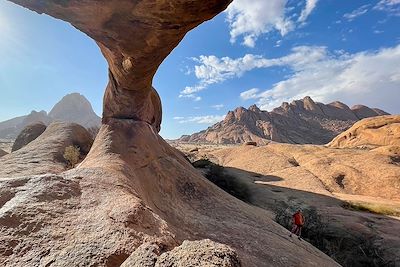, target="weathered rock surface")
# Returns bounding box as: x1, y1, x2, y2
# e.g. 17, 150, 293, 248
0, 149, 7, 158
2, 1, 339, 266
120, 239, 241, 267
120, 243, 161, 267
0, 122, 93, 177
328, 115, 400, 148
11, 123, 47, 152
176, 142, 400, 265
179, 96, 389, 145
0, 93, 100, 139
155, 239, 241, 267
0, 120, 338, 266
